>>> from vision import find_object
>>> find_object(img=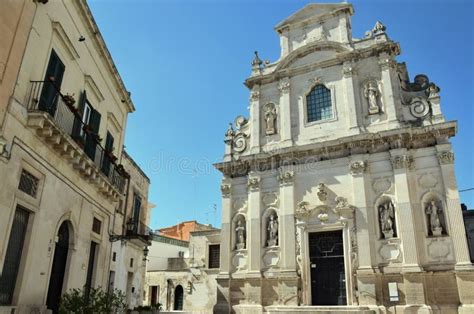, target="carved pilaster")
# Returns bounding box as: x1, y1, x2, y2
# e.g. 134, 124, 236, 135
349, 160, 368, 175
437, 151, 454, 165
391, 155, 414, 170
